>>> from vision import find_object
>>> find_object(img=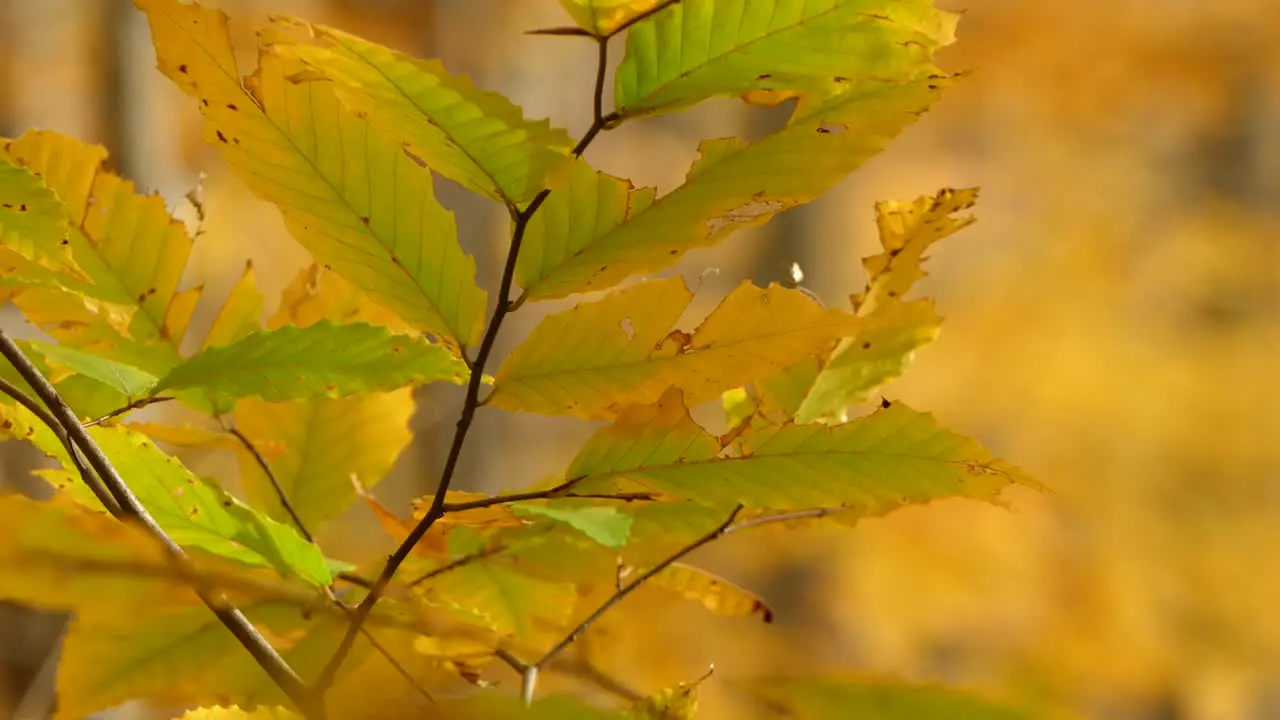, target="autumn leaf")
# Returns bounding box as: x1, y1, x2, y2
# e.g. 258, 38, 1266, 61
616, 0, 958, 118
152, 320, 467, 403
558, 0, 662, 36
517, 75, 955, 301
569, 388, 1036, 512
269, 18, 574, 205
0, 155, 72, 271
135, 0, 486, 351
174, 708, 302, 720
491, 277, 875, 419
648, 562, 773, 623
